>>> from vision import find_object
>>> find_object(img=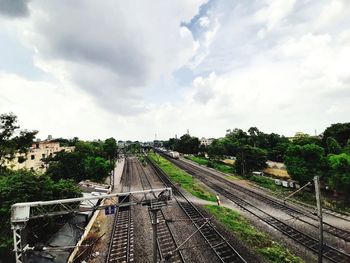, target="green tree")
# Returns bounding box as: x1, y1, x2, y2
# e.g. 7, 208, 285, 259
208, 139, 226, 160
267, 142, 289, 162
125, 142, 141, 154
284, 144, 327, 185
323, 123, 350, 147
0, 170, 81, 256
46, 139, 115, 182
84, 156, 113, 182
327, 153, 350, 204
326, 137, 341, 155
103, 138, 118, 159
344, 139, 350, 154
174, 134, 200, 154
46, 151, 86, 182
236, 146, 267, 175
0, 113, 37, 171
292, 135, 322, 146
